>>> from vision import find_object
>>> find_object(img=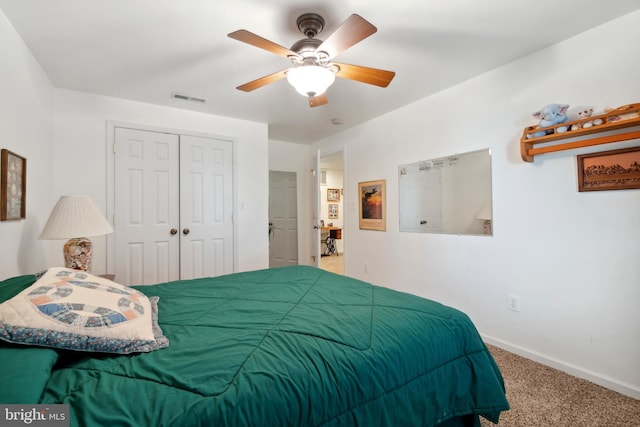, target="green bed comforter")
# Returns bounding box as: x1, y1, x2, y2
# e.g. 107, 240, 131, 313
1, 266, 508, 426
